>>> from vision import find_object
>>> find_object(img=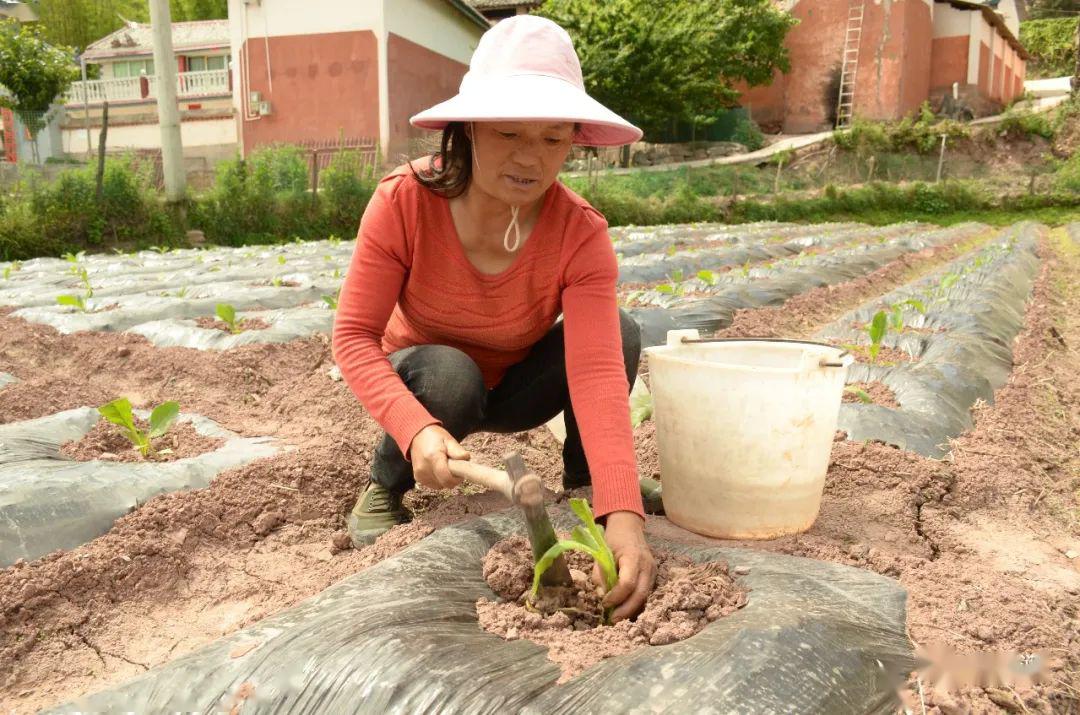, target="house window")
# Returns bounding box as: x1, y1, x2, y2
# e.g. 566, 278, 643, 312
187, 55, 227, 72
113, 59, 155, 78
